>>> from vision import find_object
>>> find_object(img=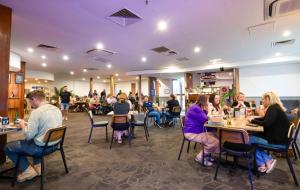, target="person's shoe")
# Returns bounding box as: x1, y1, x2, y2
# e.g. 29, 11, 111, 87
65, 117, 68, 121
33, 164, 41, 176
17, 165, 38, 182
266, 159, 277, 174
154, 122, 163, 128
195, 157, 213, 167
117, 139, 122, 144
257, 165, 267, 173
